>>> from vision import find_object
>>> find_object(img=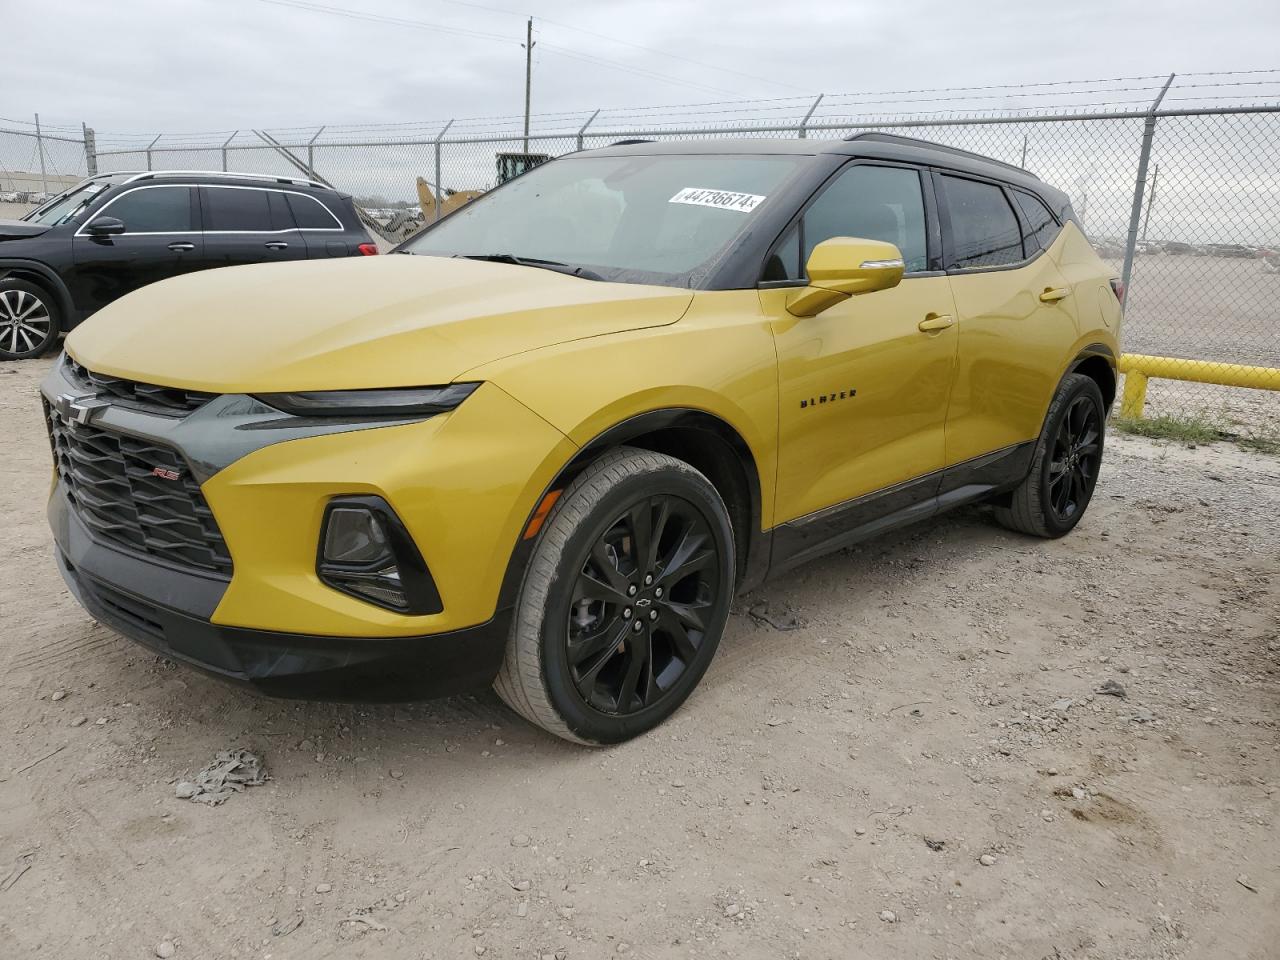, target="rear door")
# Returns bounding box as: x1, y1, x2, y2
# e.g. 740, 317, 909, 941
935, 172, 1079, 467
197, 185, 308, 267
68, 185, 203, 314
